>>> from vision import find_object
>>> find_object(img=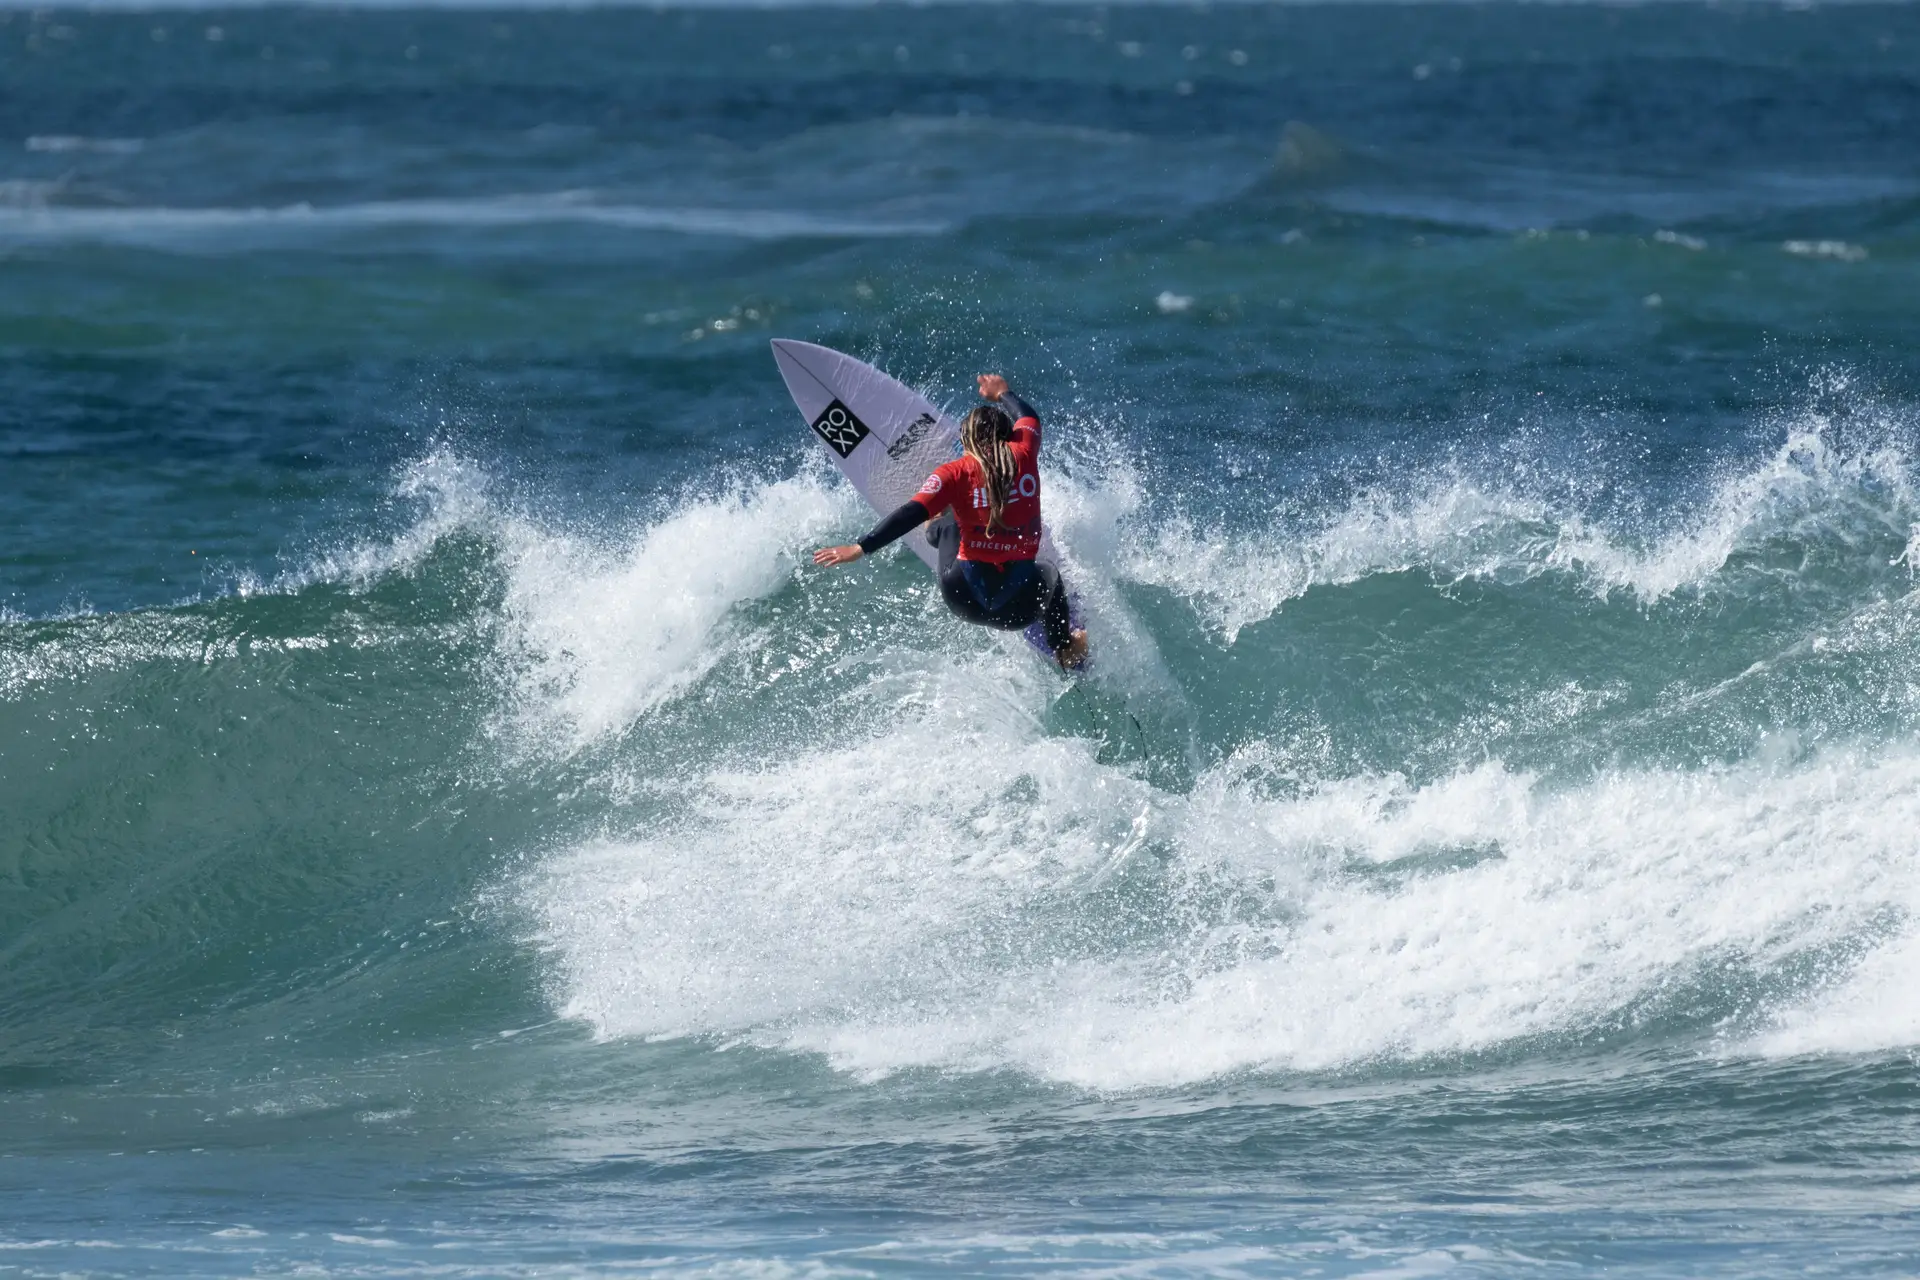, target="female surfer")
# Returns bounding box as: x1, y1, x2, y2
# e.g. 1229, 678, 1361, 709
813, 374, 1090, 670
